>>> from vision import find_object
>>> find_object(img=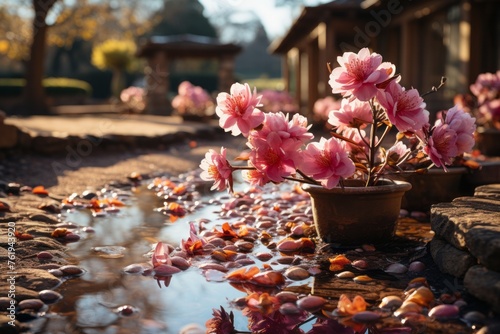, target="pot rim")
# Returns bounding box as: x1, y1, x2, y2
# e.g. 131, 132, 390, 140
301, 179, 412, 195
